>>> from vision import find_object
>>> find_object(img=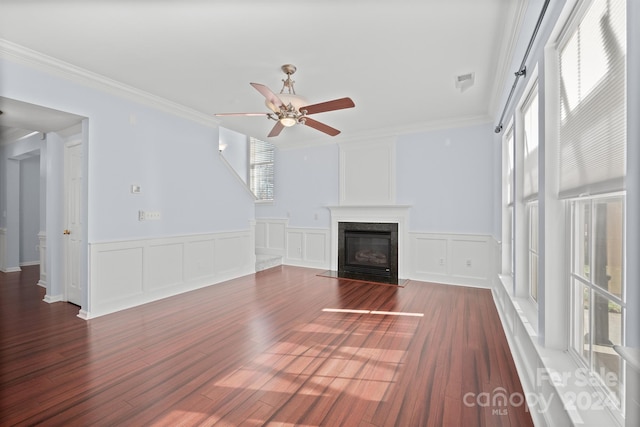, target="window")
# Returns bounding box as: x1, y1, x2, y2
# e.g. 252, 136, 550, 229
558, 0, 626, 197
502, 125, 515, 277
522, 83, 539, 302
559, 0, 626, 411
570, 196, 625, 405
528, 202, 539, 302
249, 137, 275, 201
